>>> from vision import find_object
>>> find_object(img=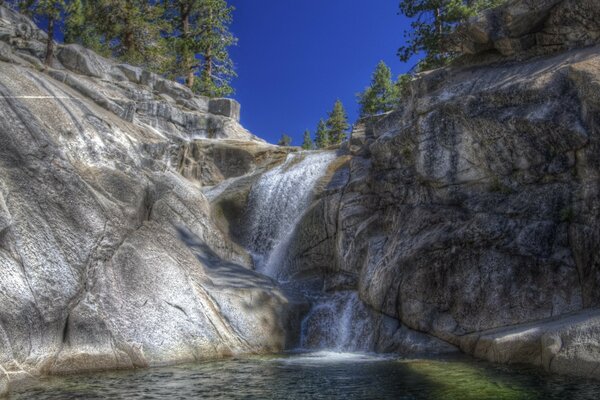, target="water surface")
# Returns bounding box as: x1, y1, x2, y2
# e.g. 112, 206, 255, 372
11, 352, 600, 399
